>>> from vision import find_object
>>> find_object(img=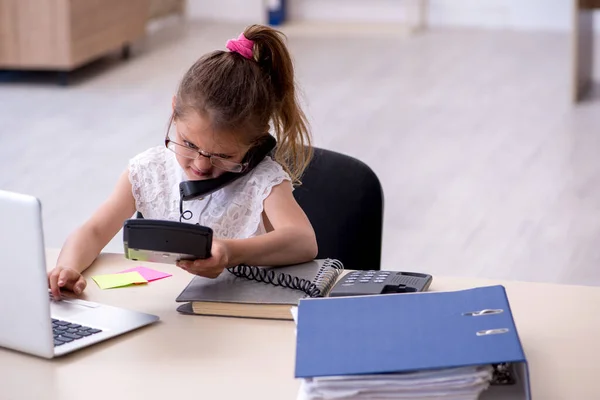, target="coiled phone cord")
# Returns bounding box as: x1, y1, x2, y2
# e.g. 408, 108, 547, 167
227, 264, 324, 298
228, 259, 344, 298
